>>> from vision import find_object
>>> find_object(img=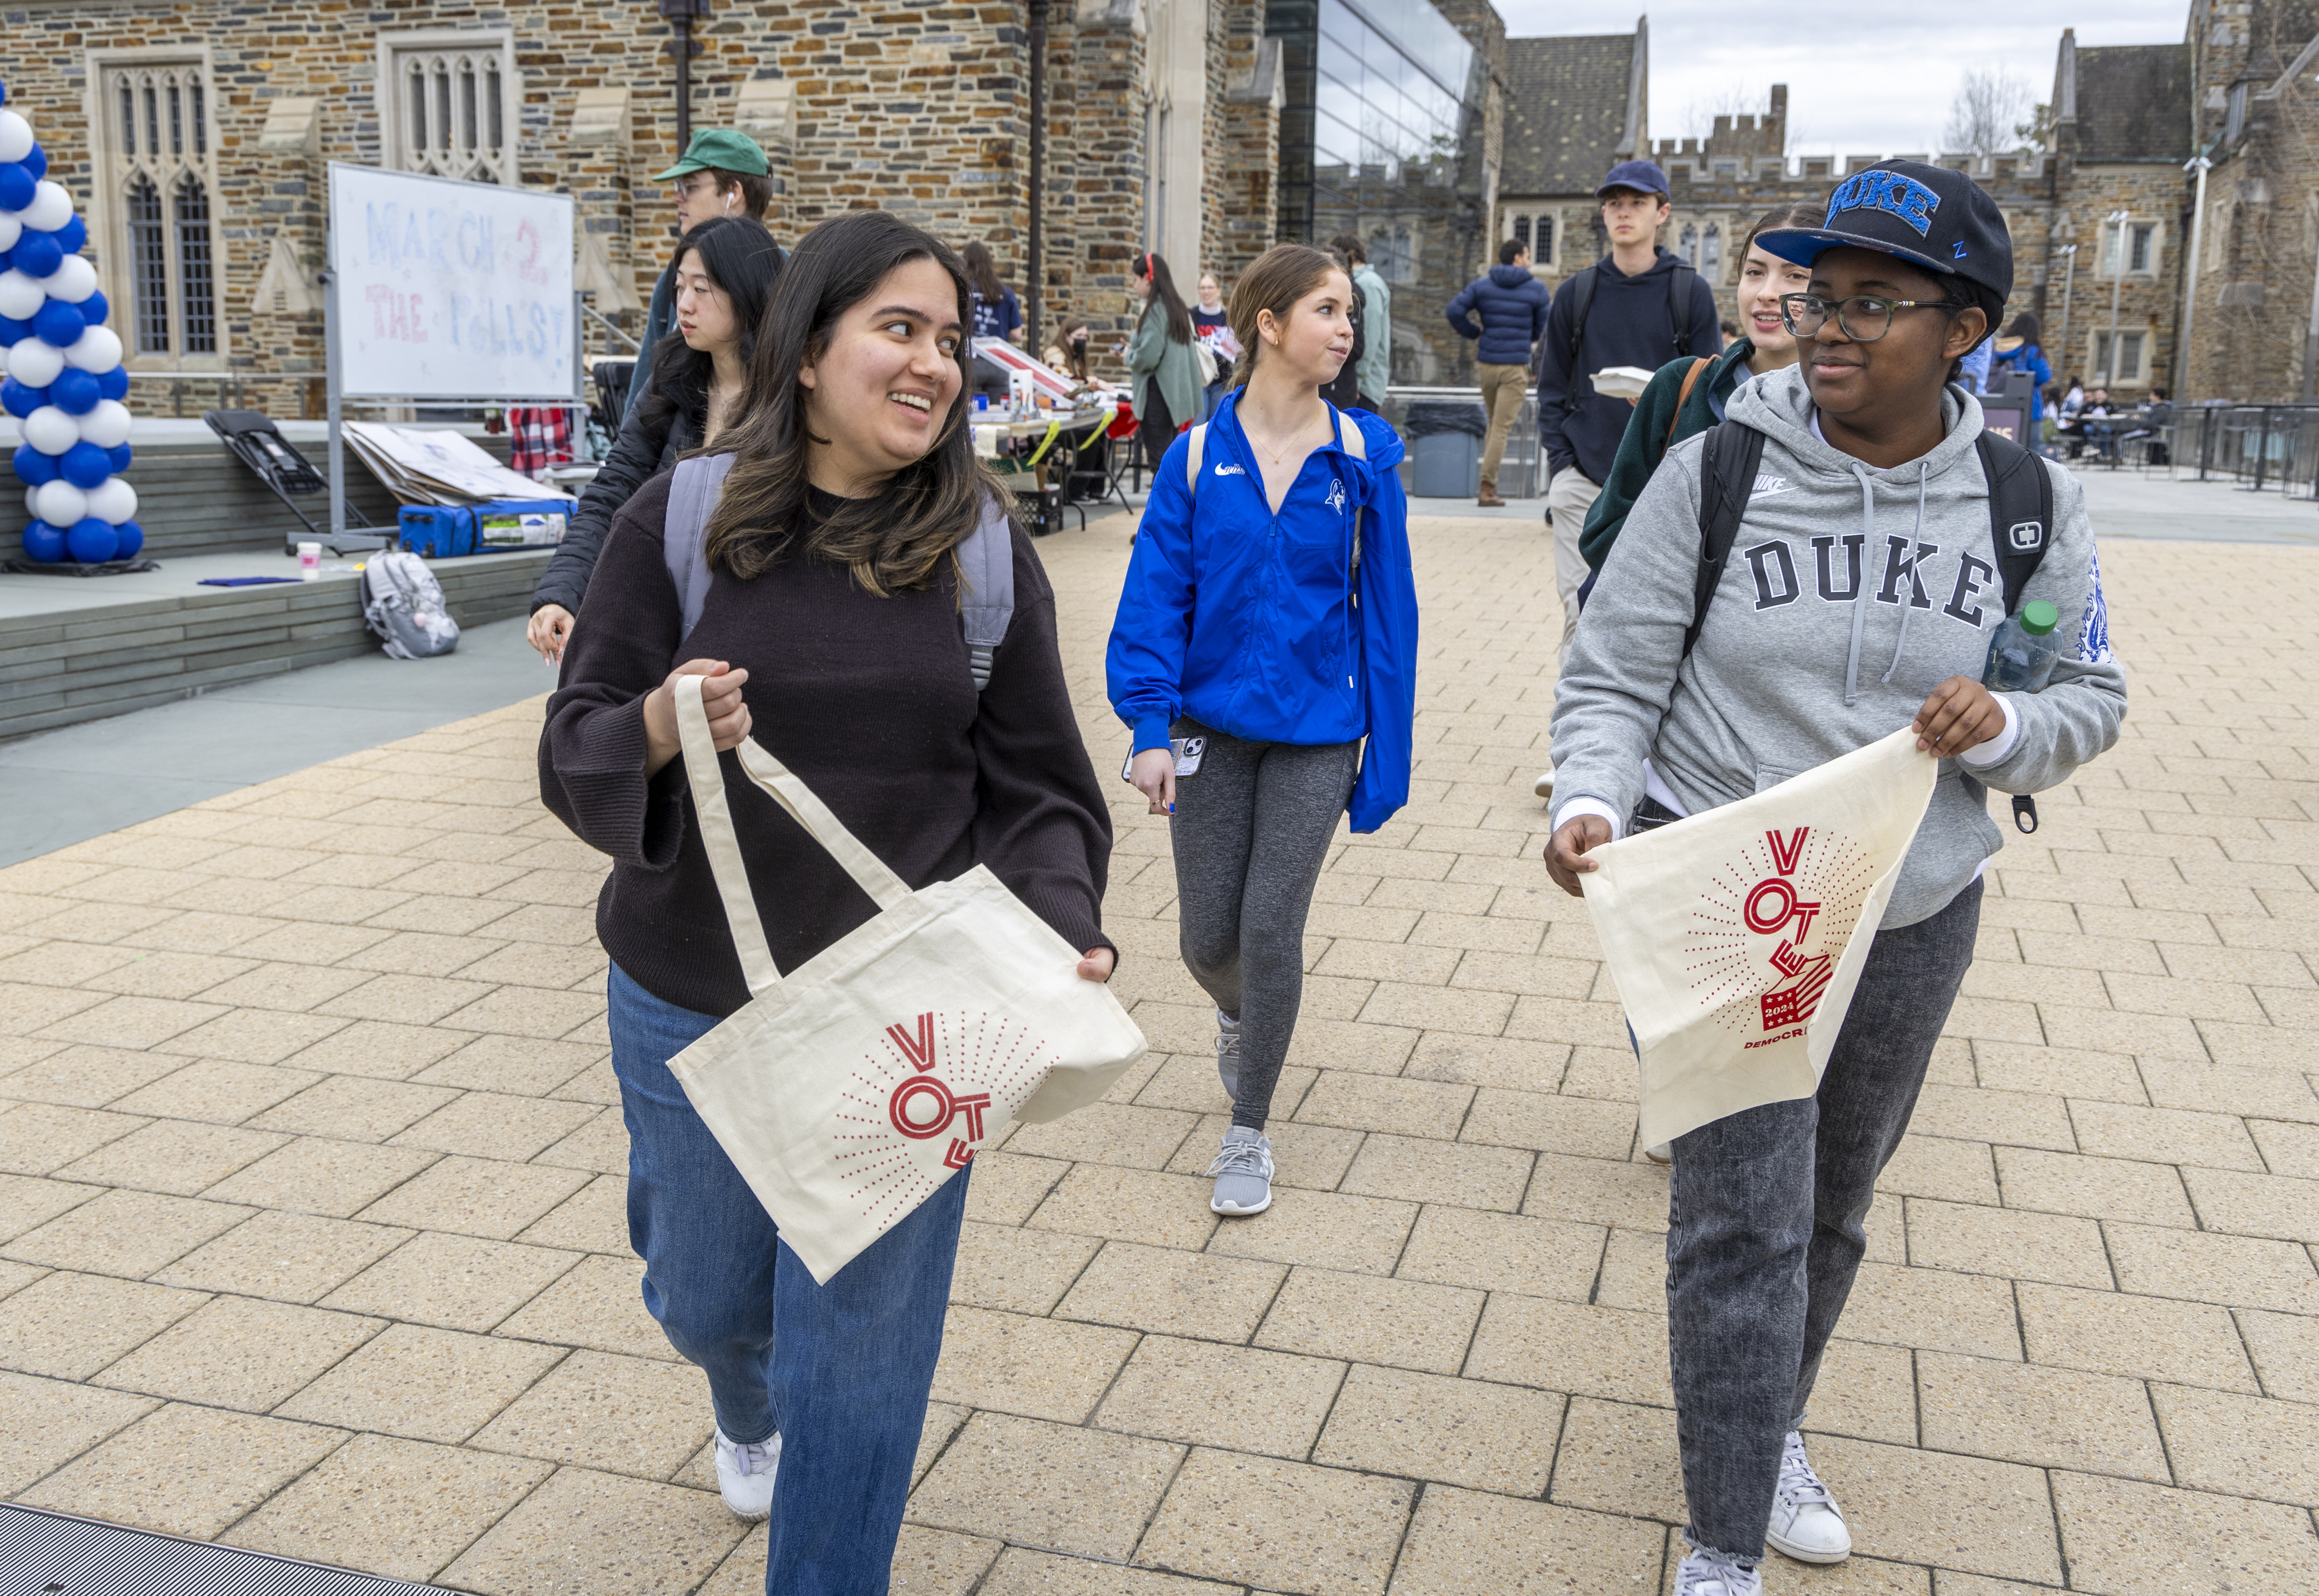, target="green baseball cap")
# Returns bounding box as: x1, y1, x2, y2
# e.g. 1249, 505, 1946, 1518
652, 128, 770, 181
